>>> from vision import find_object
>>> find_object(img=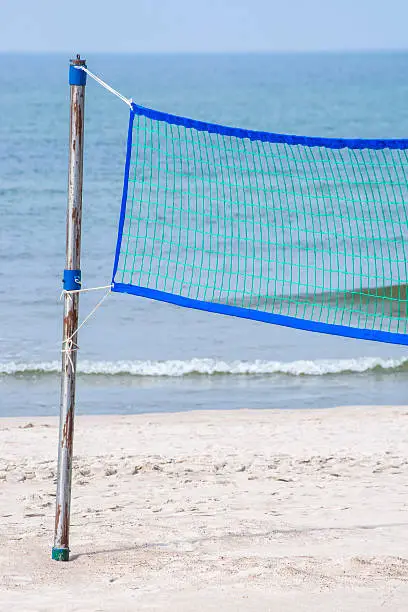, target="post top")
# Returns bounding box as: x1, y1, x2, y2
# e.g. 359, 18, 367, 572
70, 54, 86, 66
69, 55, 87, 85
